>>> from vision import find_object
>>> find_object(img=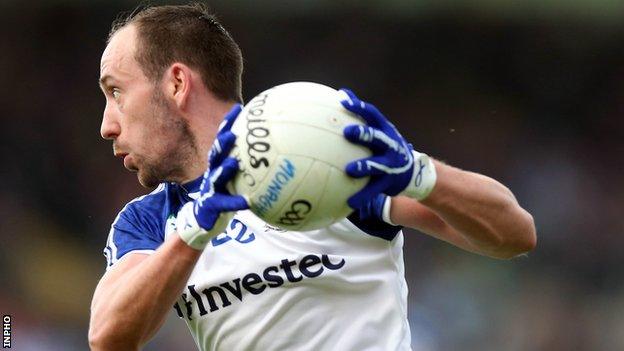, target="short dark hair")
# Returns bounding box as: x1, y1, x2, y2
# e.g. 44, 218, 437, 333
109, 3, 243, 102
